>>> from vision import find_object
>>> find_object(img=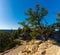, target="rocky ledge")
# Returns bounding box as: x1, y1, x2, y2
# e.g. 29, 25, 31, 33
18, 40, 60, 55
